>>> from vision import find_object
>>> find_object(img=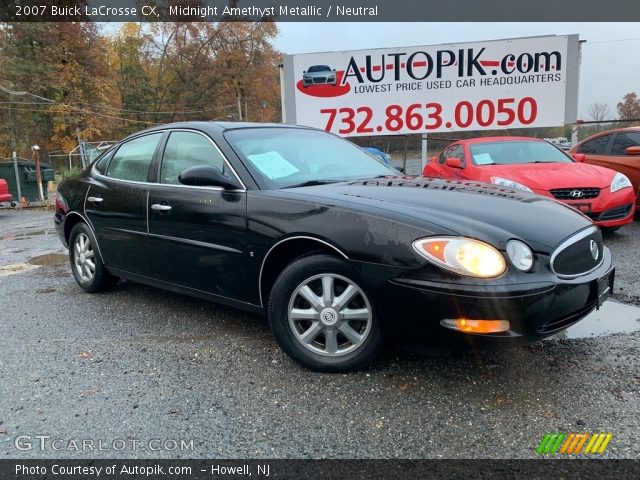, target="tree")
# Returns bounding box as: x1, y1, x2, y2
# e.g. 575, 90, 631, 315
0, 22, 116, 155
0, 20, 283, 161
617, 92, 640, 124
587, 102, 611, 123
112, 23, 154, 129
210, 22, 280, 122
0, 23, 53, 157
